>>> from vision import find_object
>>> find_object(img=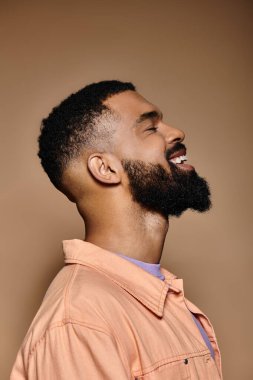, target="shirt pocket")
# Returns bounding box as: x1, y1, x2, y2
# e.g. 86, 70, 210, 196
190, 353, 221, 380
134, 358, 190, 380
